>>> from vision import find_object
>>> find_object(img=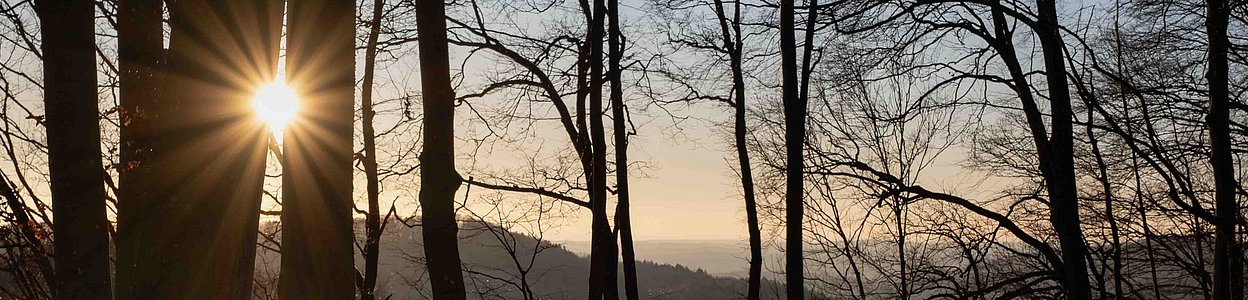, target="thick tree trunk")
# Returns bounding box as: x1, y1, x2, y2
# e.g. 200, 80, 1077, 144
116, 0, 277, 298
114, 0, 166, 297
1207, 0, 1243, 298
281, 0, 356, 298
1034, 0, 1092, 298
413, 0, 469, 298
37, 2, 110, 298
129, 0, 278, 297
780, 0, 805, 299
359, 0, 386, 299
607, 0, 639, 298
